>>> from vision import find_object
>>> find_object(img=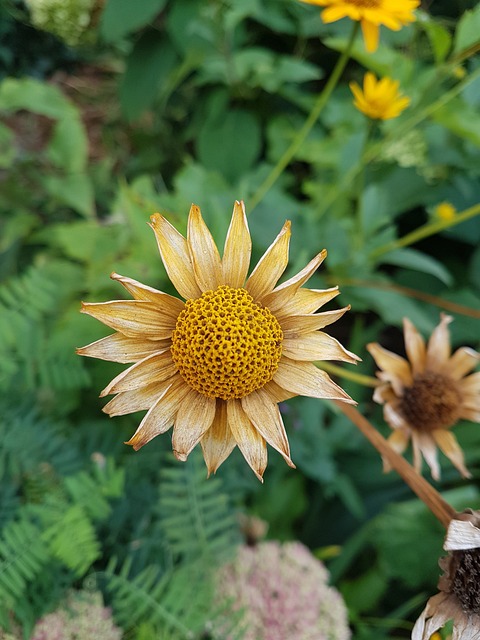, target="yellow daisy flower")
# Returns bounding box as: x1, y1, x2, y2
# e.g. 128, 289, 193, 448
78, 202, 358, 481
367, 315, 480, 481
434, 202, 457, 223
349, 71, 410, 120
300, 0, 419, 52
